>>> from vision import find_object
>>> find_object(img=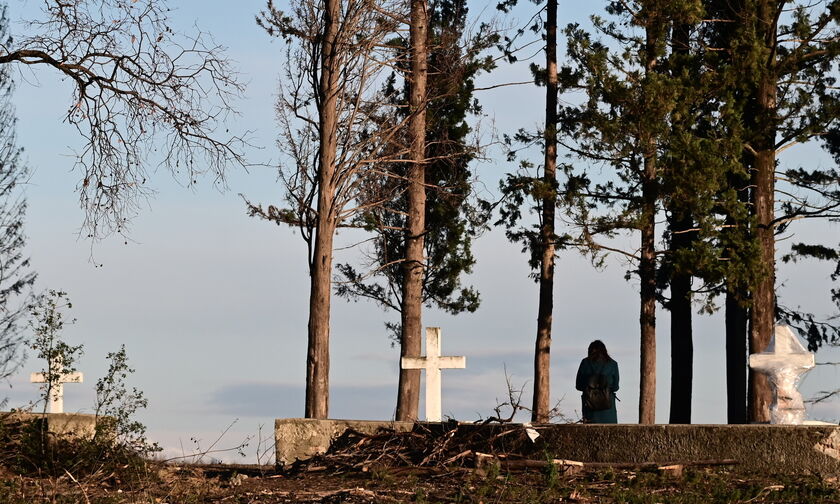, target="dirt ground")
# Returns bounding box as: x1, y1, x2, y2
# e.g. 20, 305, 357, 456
4, 462, 840, 503
3, 423, 840, 503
